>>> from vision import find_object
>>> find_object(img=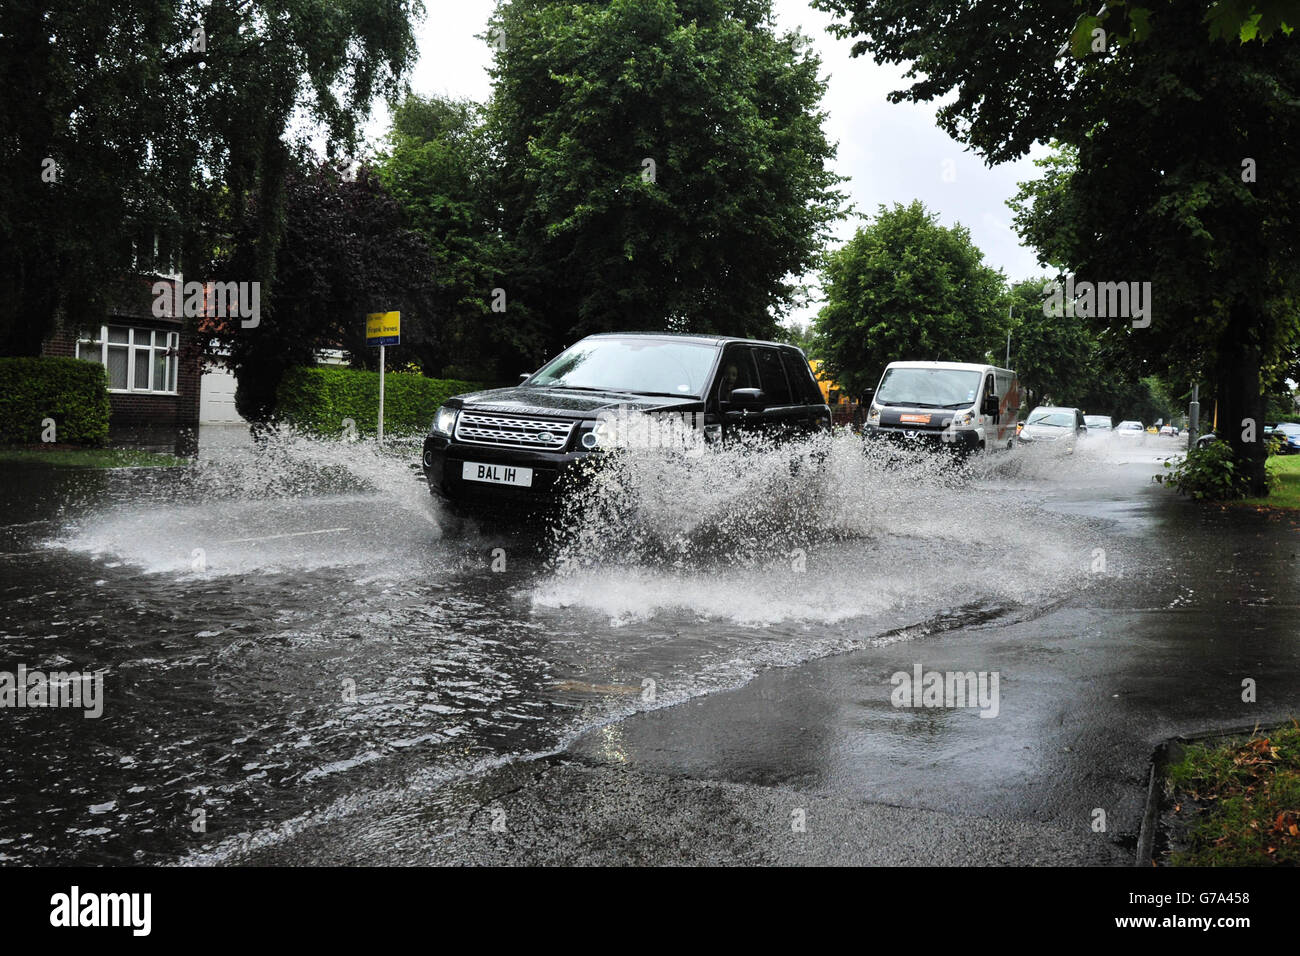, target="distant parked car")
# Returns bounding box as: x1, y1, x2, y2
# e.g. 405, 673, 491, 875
1270, 422, 1300, 454
1017, 405, 1086, 451
1116, 420, 1145, 441
1083, 415, 1113, 433
1195, 427, 1297, 454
